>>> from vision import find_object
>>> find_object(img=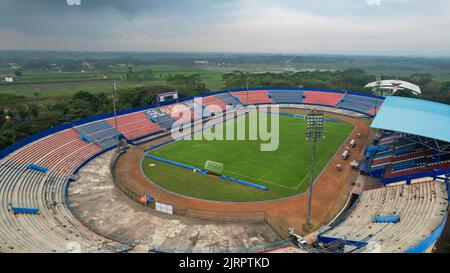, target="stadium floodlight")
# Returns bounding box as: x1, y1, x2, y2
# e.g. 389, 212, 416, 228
304, 111, 325, 231
246, 71, 249, 105
205, 160, 224, 174
112, 80, 120, 150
